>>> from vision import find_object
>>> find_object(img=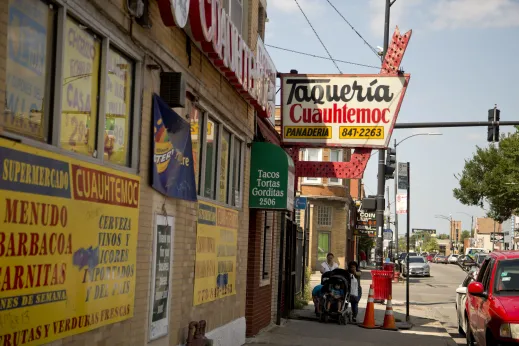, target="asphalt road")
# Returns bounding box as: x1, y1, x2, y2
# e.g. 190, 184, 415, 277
392, 262, 468, 327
